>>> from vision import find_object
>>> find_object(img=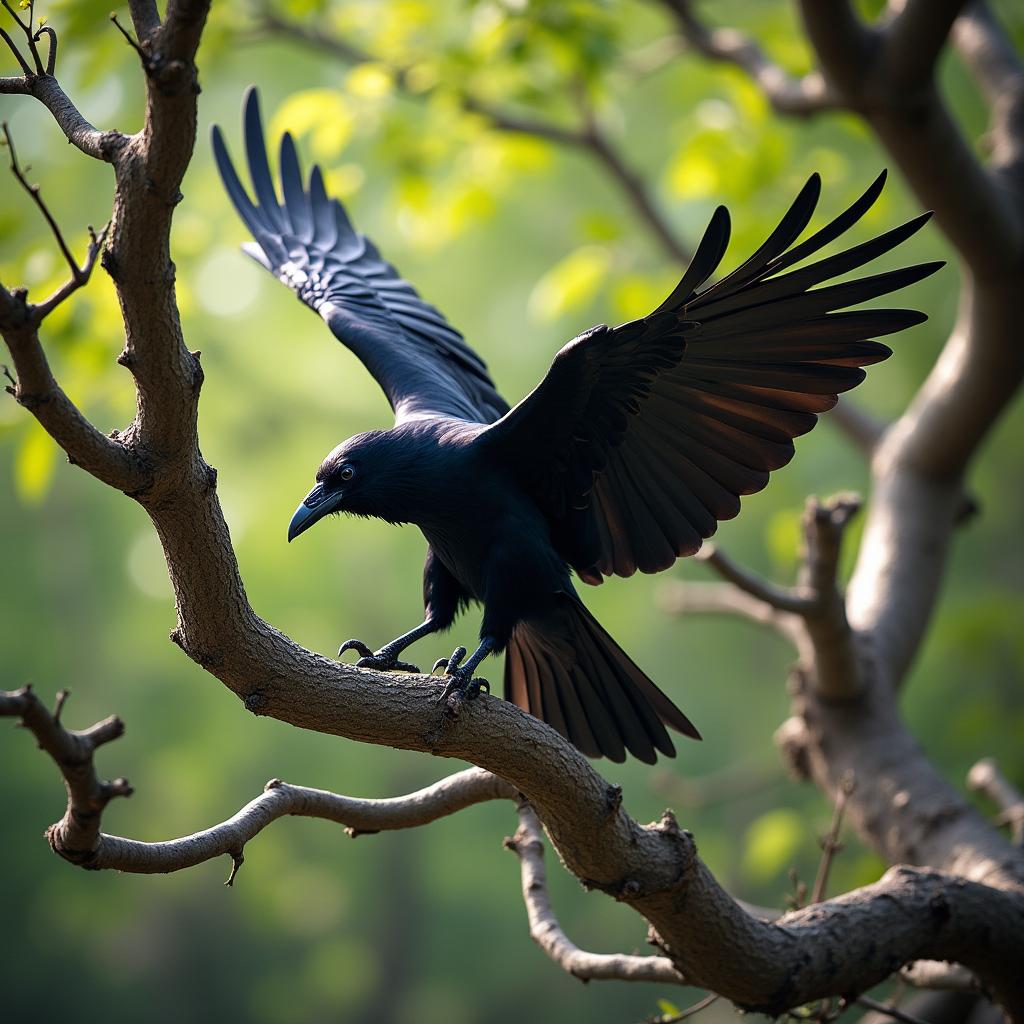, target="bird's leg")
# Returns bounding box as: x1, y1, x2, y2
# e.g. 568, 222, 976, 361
434, 636, 496, 703
338, 618, 439, 673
